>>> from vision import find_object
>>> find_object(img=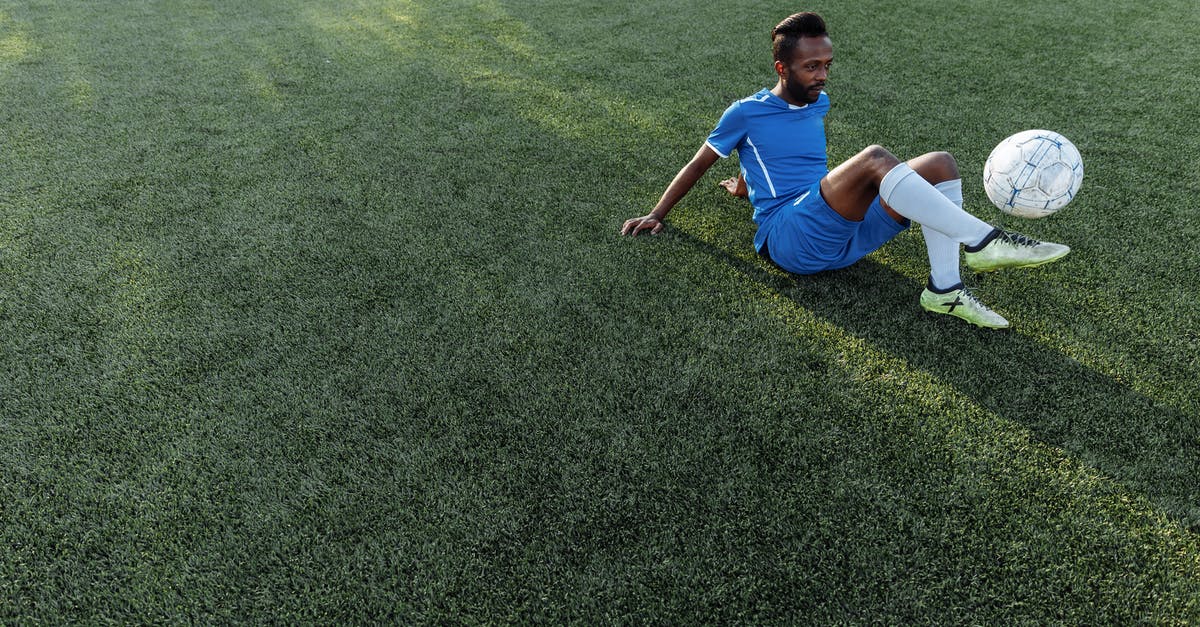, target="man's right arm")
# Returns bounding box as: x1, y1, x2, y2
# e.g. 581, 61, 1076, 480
620, 144, 722, 236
